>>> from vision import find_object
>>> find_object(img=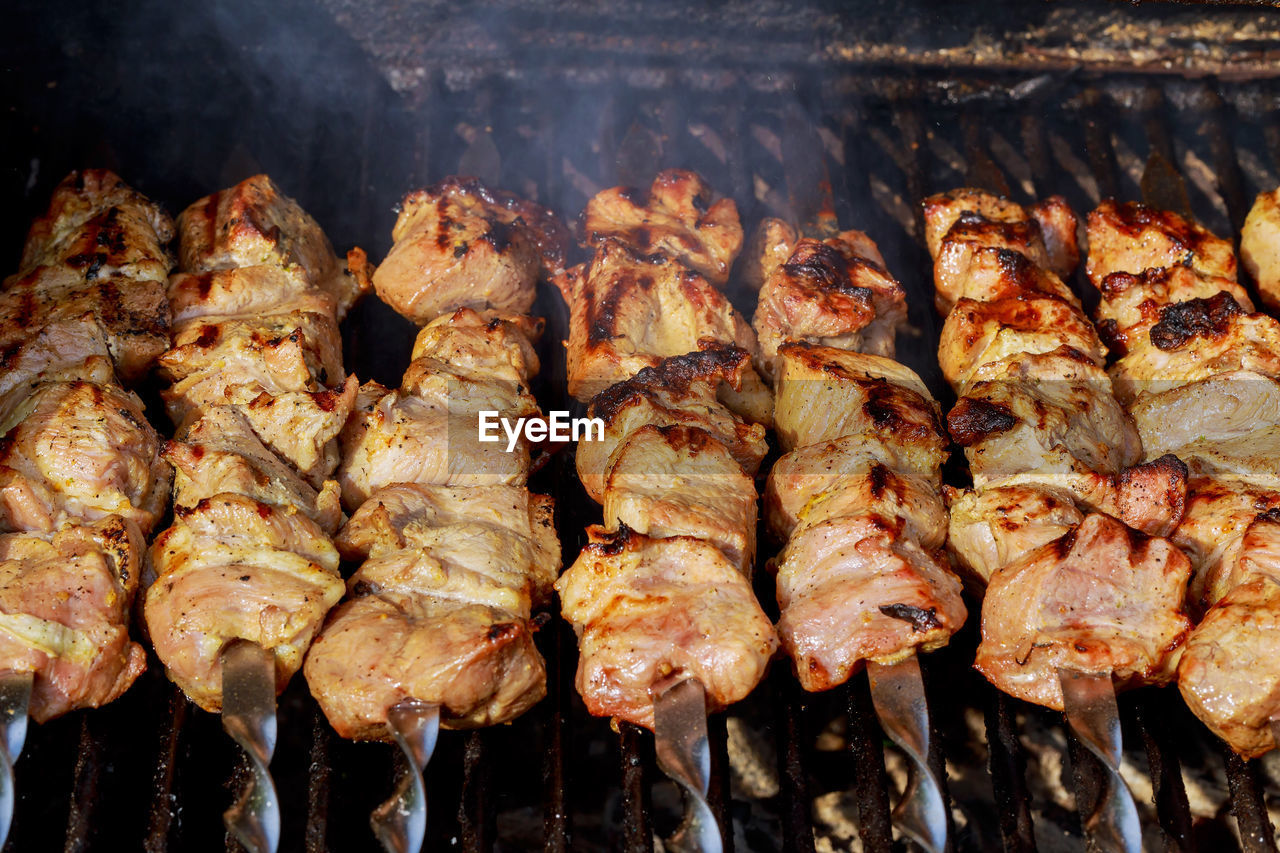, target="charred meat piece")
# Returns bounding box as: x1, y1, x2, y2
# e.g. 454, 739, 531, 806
740, 217, 798, 293
557, 239, 758, 403
410, 307, 543, 386
938, 294, 1105, 393
975, 513, 1192, 710
0, 379, 170, 536
178, 174, 364, 320
0, 516, 146, 723
583, 169, 743, 286
1095, 265, 1253, 355
144, 495, 344, 713
753, 230, 906, 375
306, 484, 558, 739
372, 177, 568, 325
555, 525, 777, 730
774, 514, 965, 692
771, 342, 942, 452
1085, 199, 1237, 287
576, 344, 768, 503
922, 189, 1079, 313
1179, 577, 1280, 758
